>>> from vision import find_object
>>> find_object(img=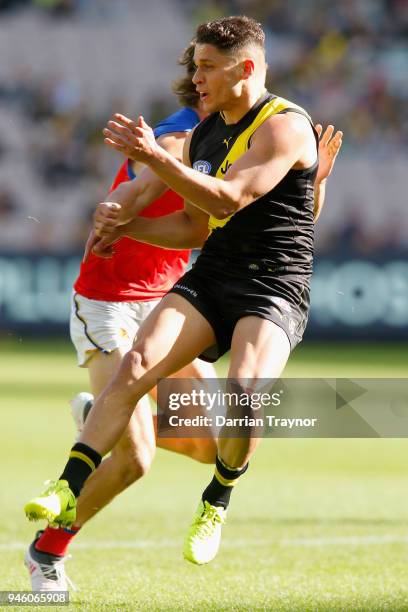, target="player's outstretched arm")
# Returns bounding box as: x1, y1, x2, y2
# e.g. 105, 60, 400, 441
97, 131, 187, 229
90, 202, 209, 258
88, 131, 210, 259
125, 202, 209, 248
103, 112, 314, 220
83, 131, 189, 261
313, 124, 343, 222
